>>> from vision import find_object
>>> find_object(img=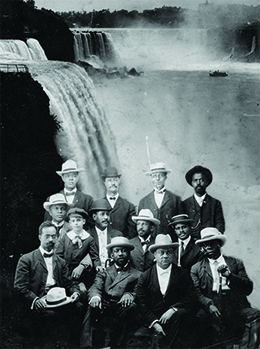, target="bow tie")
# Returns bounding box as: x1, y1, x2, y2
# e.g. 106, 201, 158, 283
43, 252, 54, 258
65, 190, 76, 196
141, 240, 149, 246
155, 189, 166, 194
72, 235, 83, 249
109, 197, 116, 200
116, 264, 128, 272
